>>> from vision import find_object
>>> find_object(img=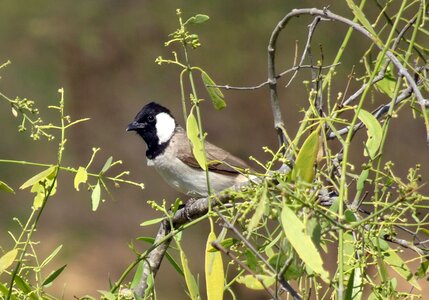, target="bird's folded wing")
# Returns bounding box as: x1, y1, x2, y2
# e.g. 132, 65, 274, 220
173, 127, 249, 175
